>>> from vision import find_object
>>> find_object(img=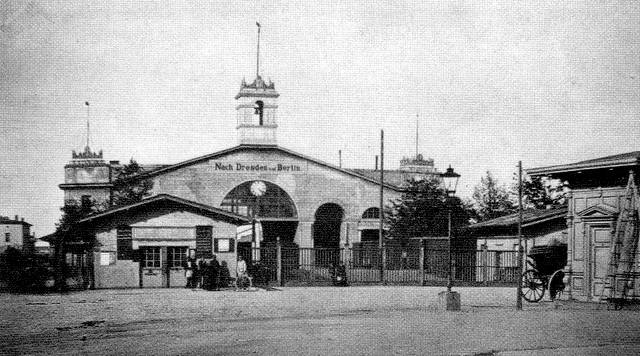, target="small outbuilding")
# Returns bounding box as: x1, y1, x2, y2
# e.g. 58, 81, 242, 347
76, 194, 251, 289
465, 207, 568, 283
528, 151, 640, 302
